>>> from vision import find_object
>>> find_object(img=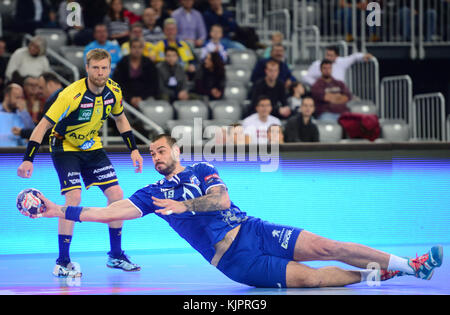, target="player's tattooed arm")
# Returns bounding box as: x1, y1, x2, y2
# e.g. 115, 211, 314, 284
183, 185, 231, 213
